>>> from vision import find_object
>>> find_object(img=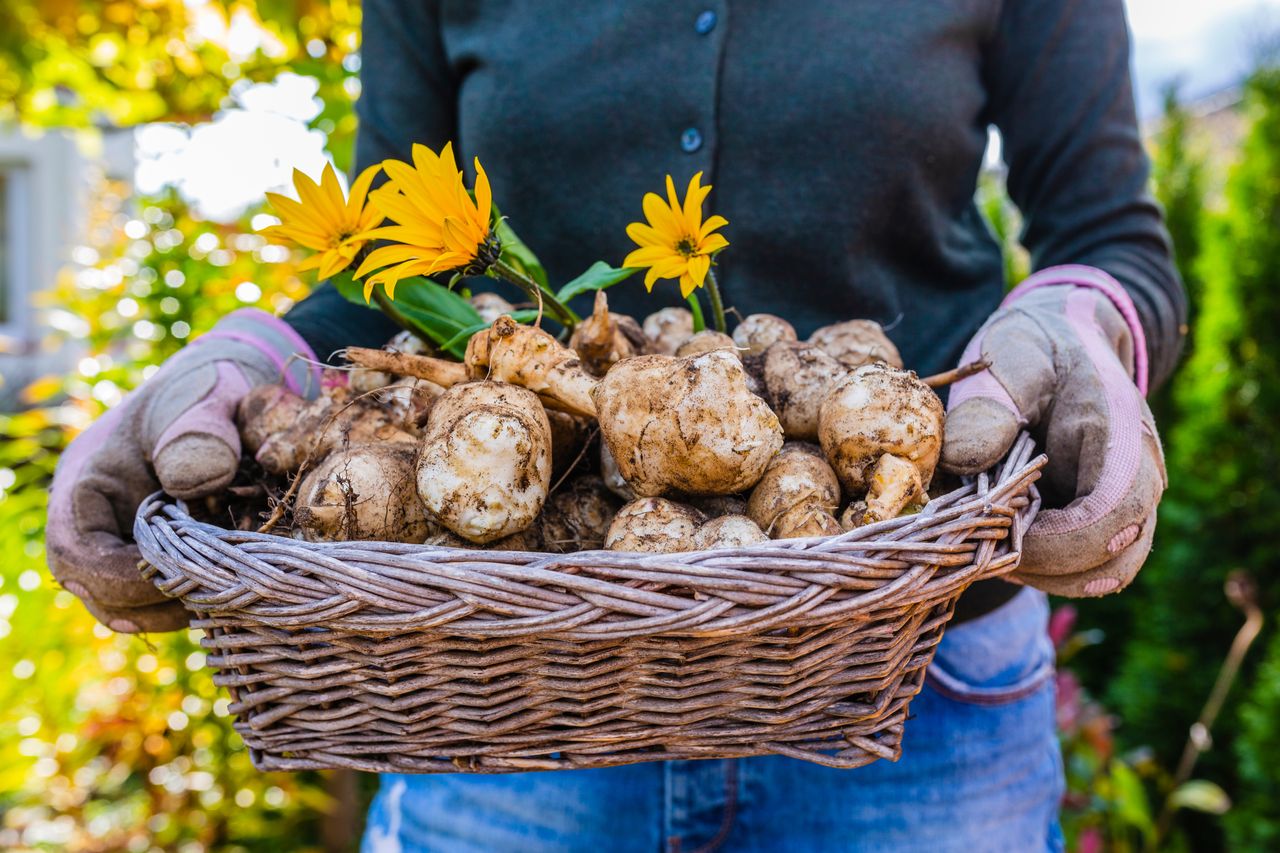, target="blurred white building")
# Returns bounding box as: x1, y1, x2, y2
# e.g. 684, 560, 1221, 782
0, 127, 133, 410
